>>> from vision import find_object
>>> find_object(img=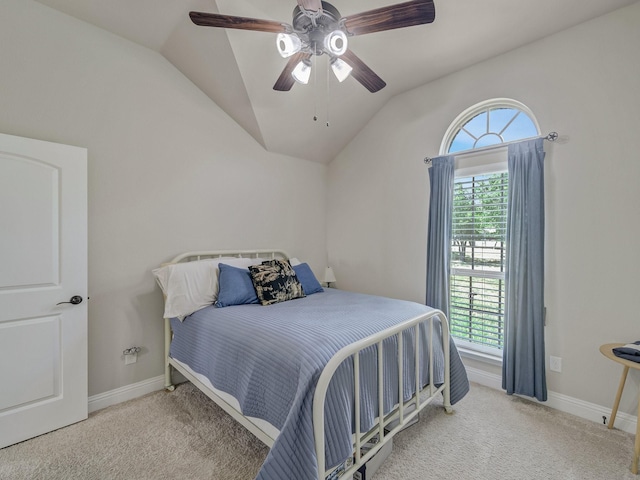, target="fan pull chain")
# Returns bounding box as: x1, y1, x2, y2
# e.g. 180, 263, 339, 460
326, 60, 330, 127
313, 57, 318, 122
